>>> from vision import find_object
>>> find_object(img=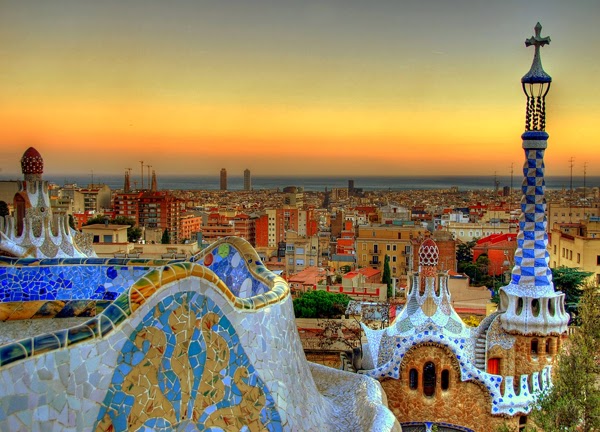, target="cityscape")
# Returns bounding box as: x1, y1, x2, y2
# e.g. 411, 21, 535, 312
1, 1, 599, 432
